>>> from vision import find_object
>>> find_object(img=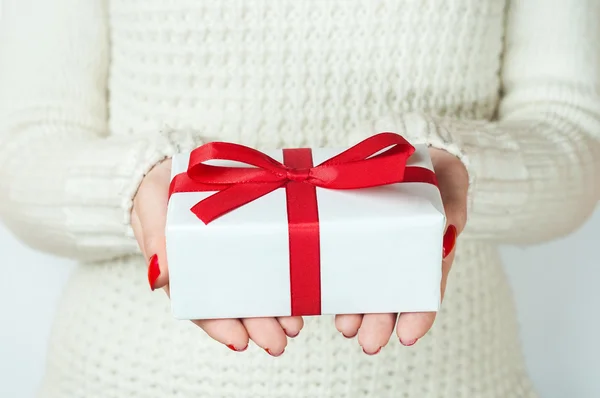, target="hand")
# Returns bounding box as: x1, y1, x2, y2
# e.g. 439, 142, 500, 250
334, 148, 469, 354
130, 159, 303, 356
